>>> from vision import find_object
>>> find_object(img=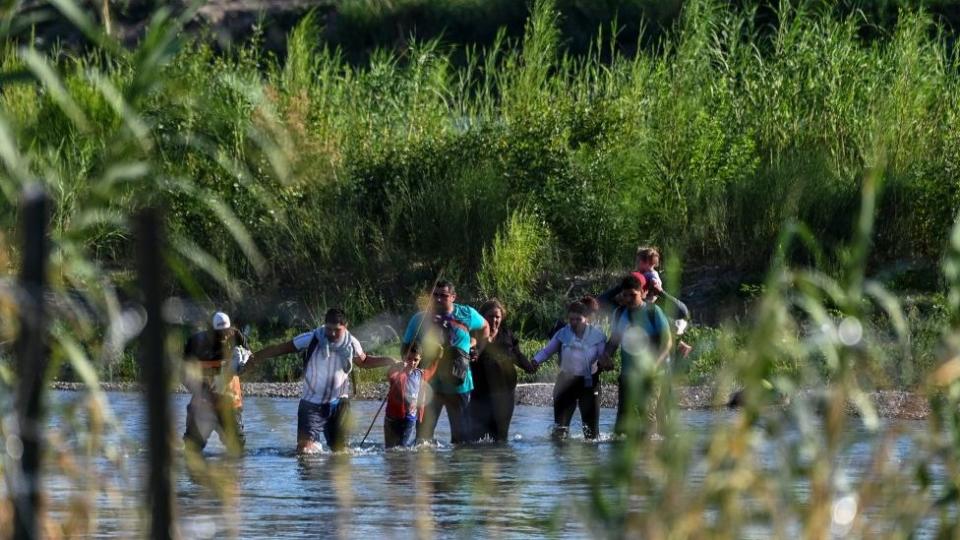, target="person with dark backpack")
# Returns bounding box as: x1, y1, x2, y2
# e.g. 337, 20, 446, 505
599, 273, 672, 437
401, 280, 490, 444
249, 308, 396, 453
182, 311, 252, 456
